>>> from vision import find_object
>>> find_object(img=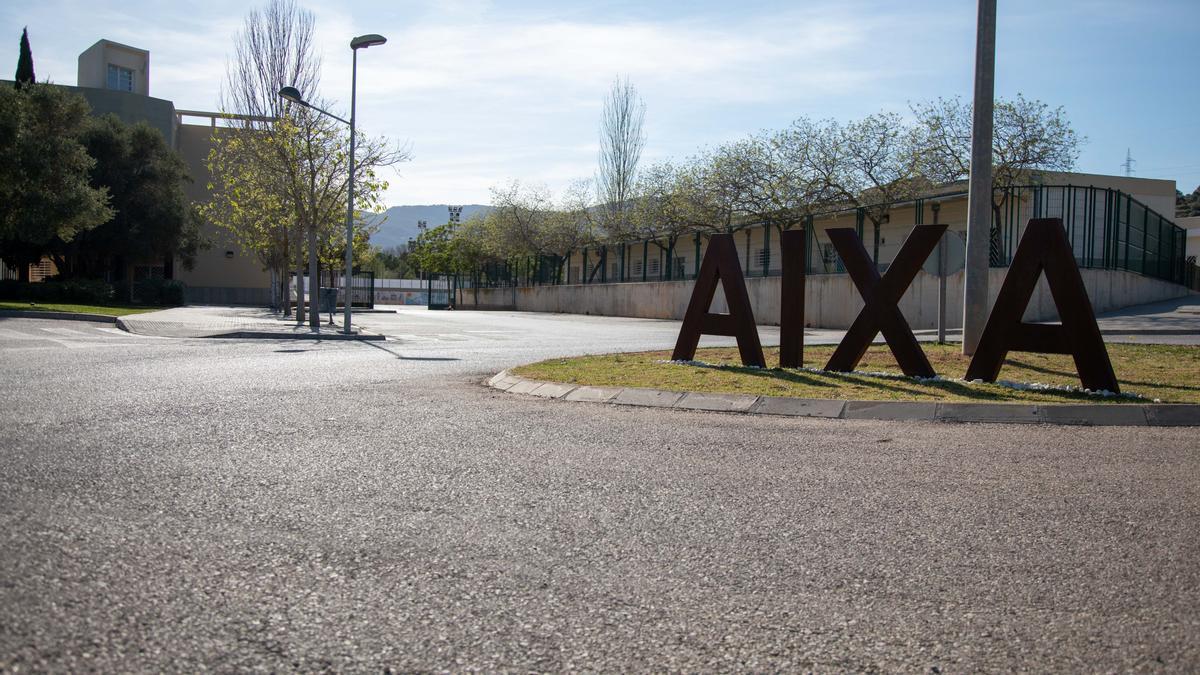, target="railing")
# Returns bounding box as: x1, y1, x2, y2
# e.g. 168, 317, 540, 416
468, 185, 1189, 289
1185, 260, 1200, 292
994, 185, 1187, 284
